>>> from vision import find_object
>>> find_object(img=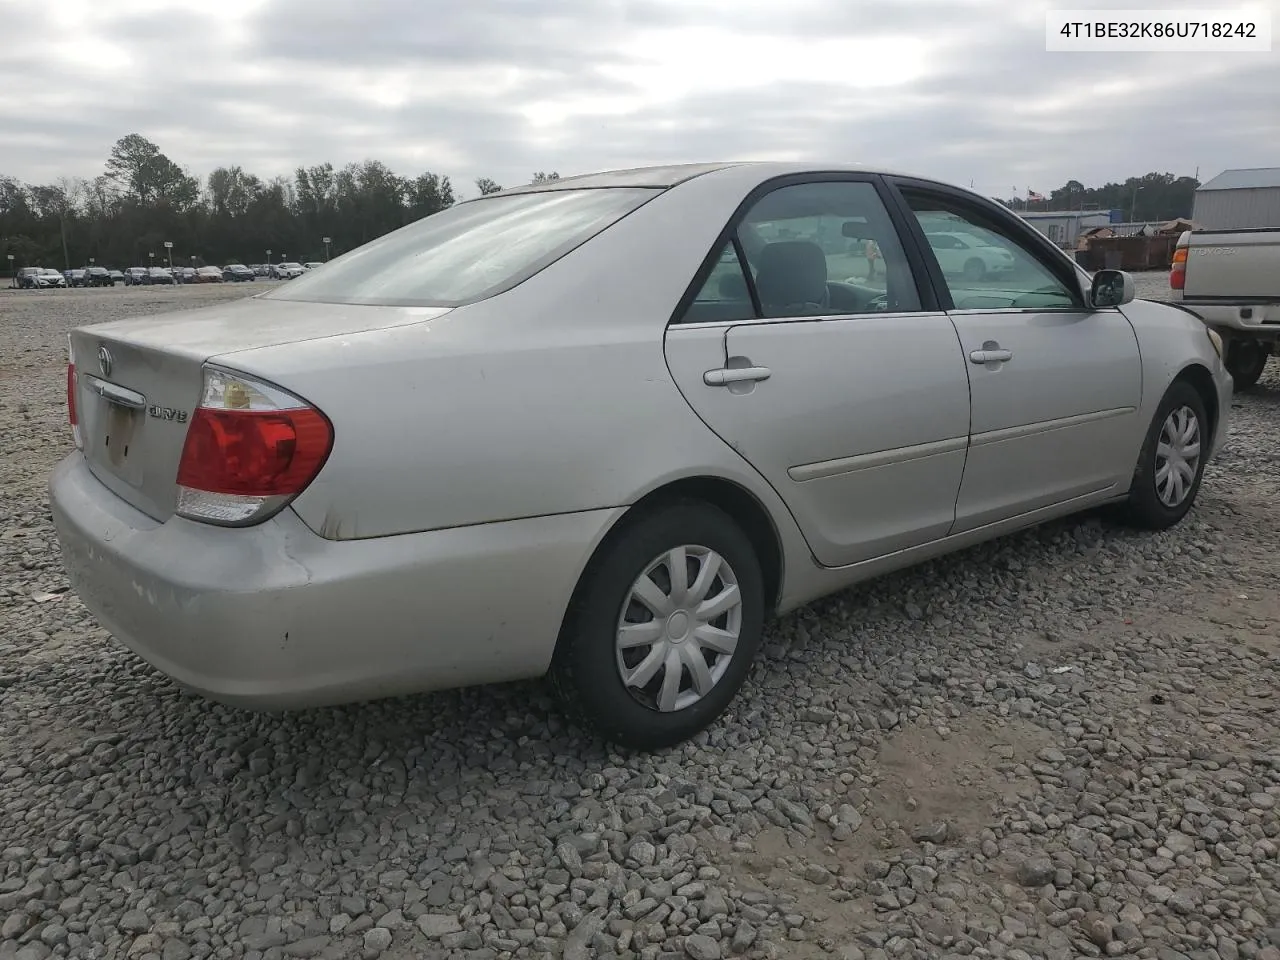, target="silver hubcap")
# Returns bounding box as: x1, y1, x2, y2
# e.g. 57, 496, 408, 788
615, 545, 742, 713
1155, 405, 1202, 508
